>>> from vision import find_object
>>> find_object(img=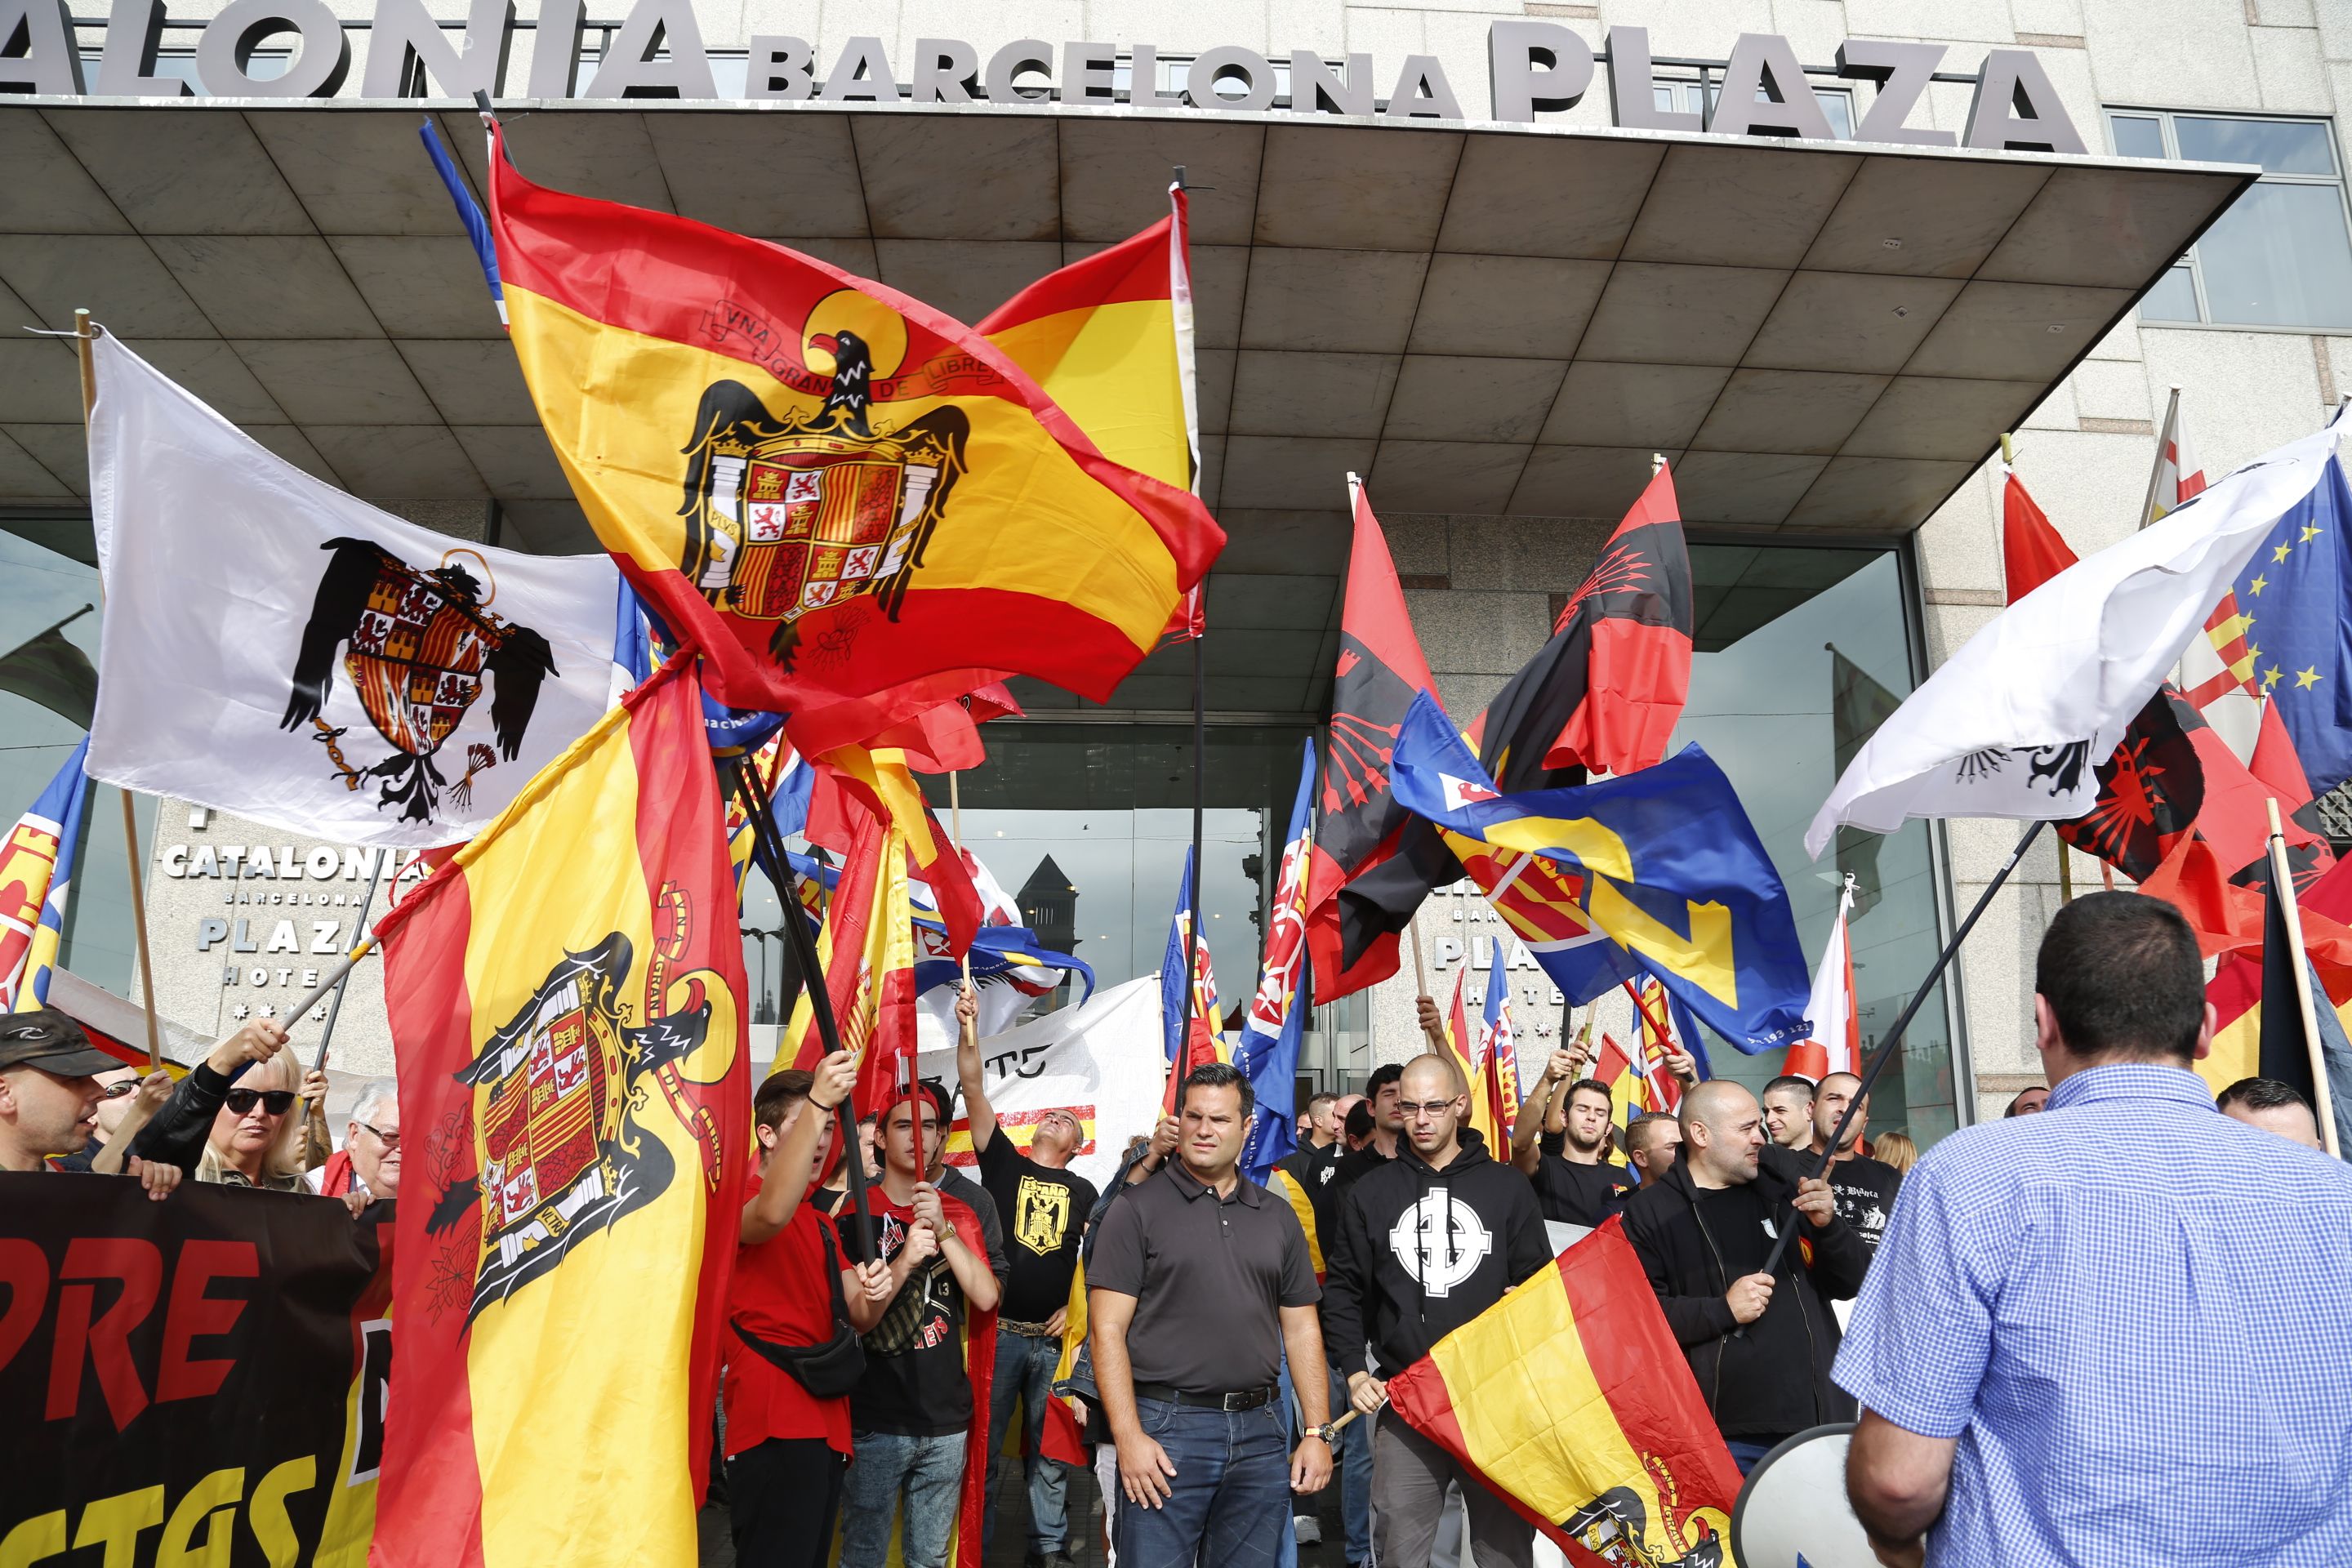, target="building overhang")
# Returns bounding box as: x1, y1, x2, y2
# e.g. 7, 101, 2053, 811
0, 98, 2255, 710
